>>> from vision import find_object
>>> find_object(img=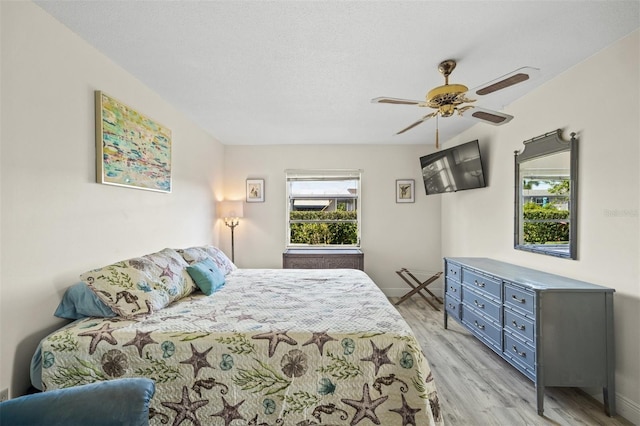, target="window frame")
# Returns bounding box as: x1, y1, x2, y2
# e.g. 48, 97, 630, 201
285, 169, 362, 249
